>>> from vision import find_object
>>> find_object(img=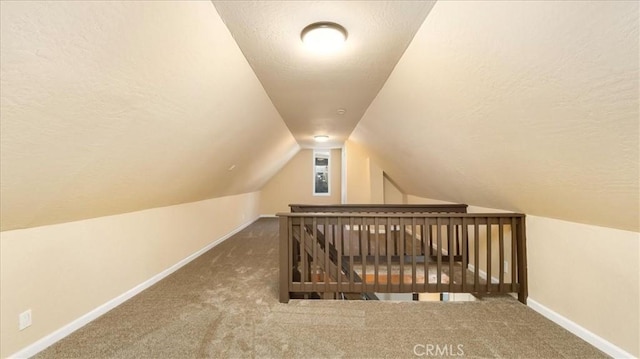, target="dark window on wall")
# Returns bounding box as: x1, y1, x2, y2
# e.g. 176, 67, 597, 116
313, 151, 330, 196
